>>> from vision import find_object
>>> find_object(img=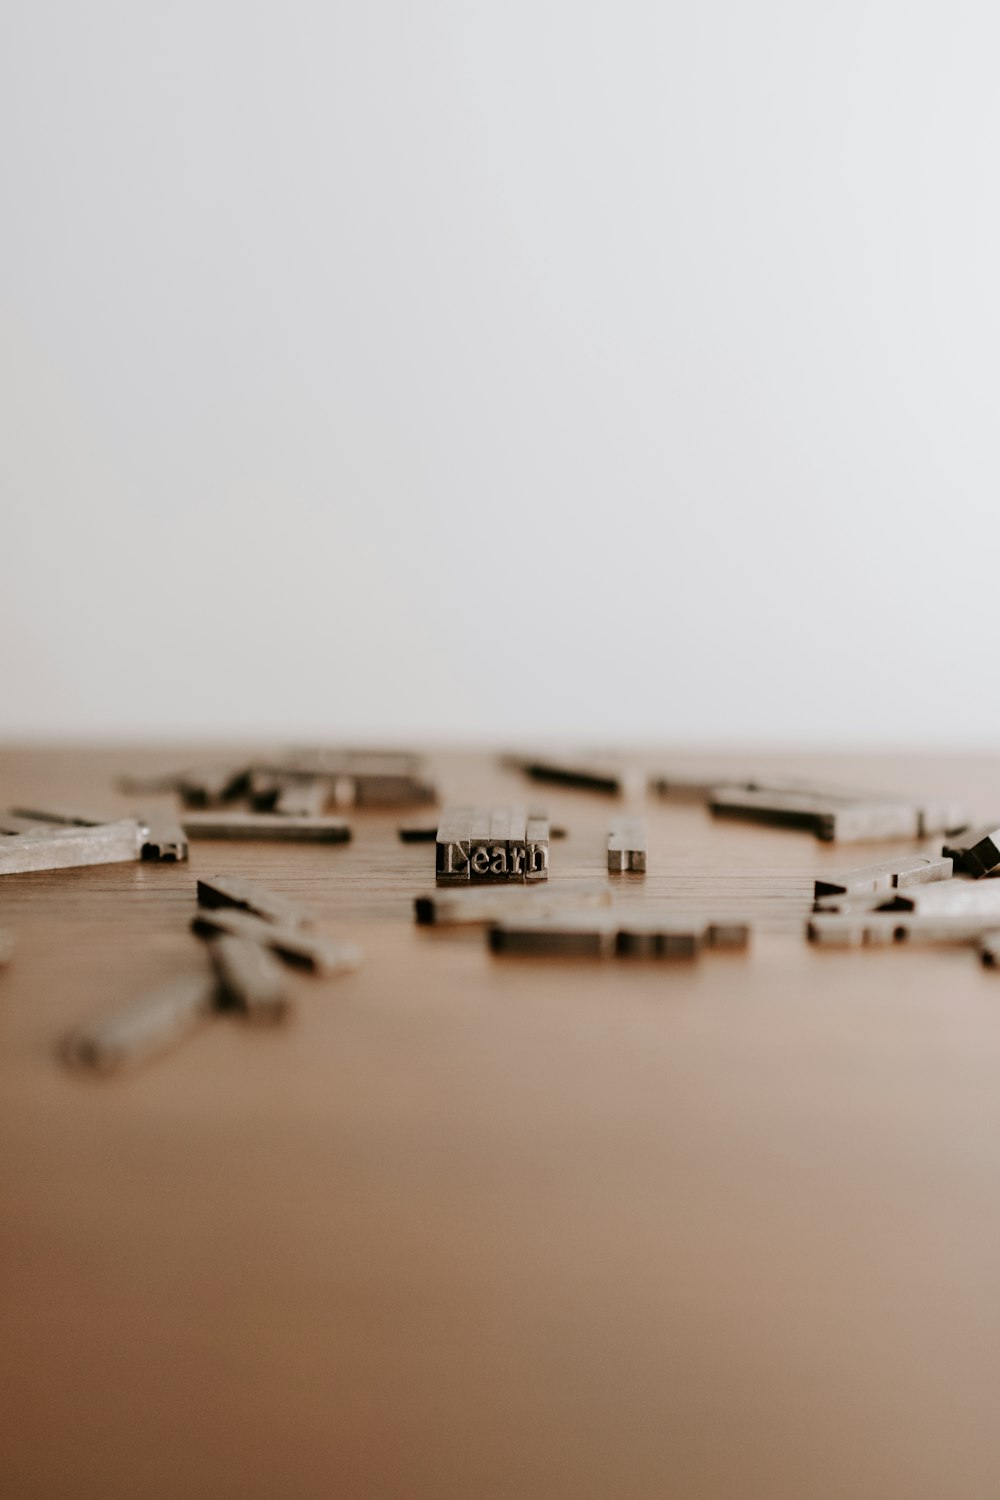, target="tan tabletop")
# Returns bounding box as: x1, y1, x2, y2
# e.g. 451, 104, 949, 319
2, 745, 1000, 1500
